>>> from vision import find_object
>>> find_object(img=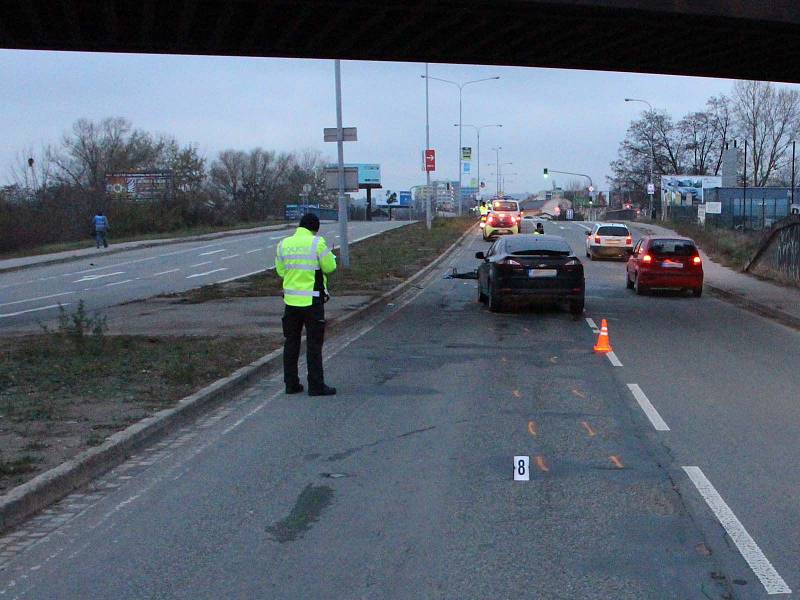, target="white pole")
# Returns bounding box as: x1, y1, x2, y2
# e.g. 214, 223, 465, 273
425, 63, 432, 230
334, 60, 349, 267
458, 87, 463, 216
